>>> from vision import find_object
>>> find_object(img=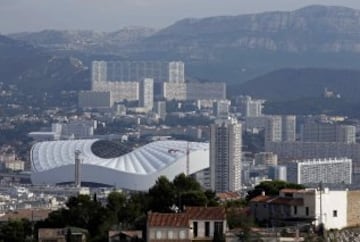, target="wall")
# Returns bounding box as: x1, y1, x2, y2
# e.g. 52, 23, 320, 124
347, 191, 360, 227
